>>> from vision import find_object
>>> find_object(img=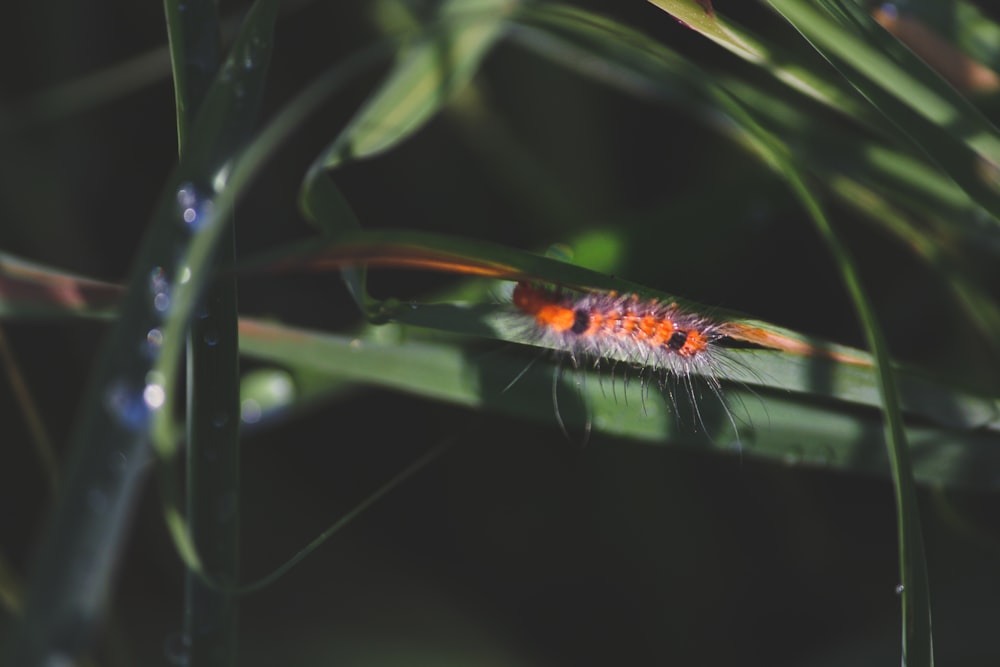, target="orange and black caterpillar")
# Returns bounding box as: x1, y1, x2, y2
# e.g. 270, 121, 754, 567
512, 281, 732, 378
